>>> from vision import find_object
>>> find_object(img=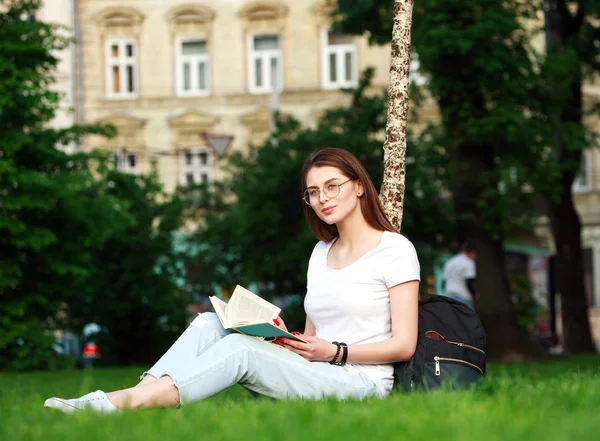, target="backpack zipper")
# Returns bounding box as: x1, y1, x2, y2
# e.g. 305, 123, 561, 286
426, 330, 486, 355
434, 356, 484, 375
